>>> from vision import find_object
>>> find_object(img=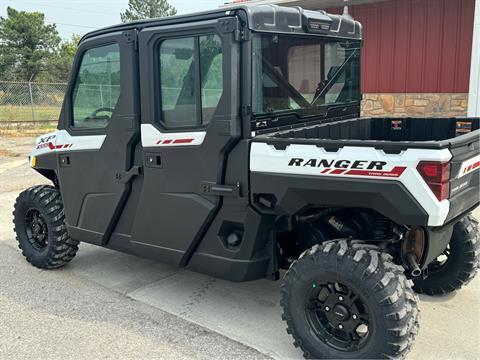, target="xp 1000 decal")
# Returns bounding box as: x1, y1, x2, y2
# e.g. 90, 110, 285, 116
31, 130, 106, 157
